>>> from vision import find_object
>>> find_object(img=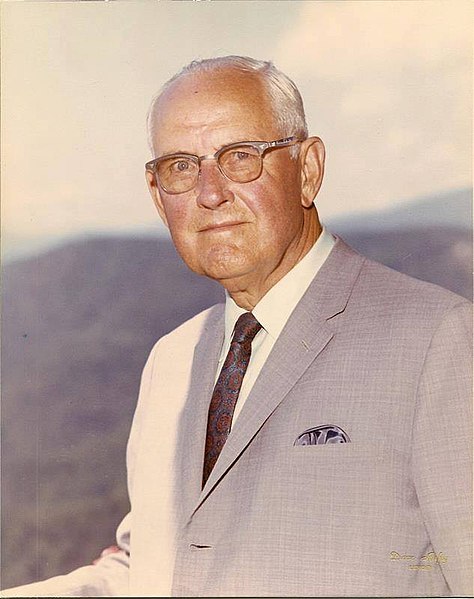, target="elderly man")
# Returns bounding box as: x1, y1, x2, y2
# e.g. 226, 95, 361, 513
2, 56, 472, 598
